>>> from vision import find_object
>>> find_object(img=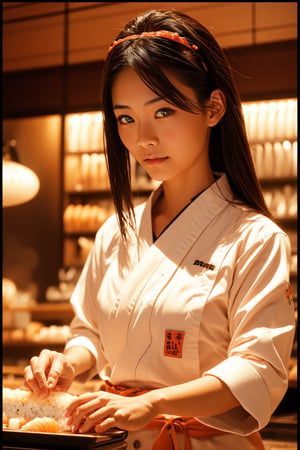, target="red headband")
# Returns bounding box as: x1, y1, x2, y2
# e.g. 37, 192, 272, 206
108, 30, 199, 53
